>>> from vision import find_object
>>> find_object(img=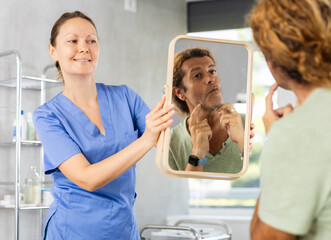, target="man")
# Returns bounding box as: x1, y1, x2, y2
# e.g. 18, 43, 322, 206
249, 0, 331, 239
168, 48, 247, 173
